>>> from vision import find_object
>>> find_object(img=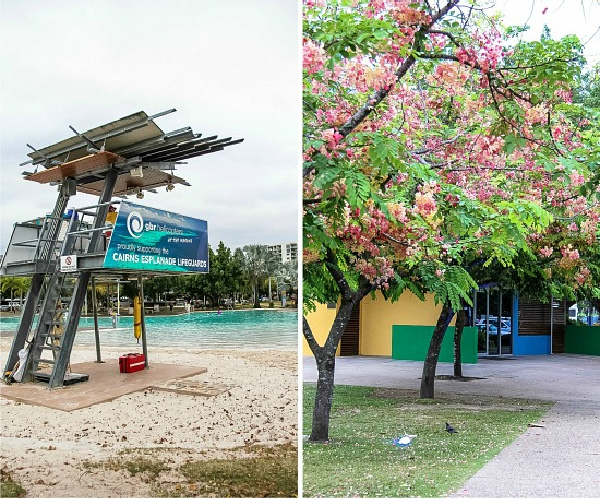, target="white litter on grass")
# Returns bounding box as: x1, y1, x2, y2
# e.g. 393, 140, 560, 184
392, 433, 416, 448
